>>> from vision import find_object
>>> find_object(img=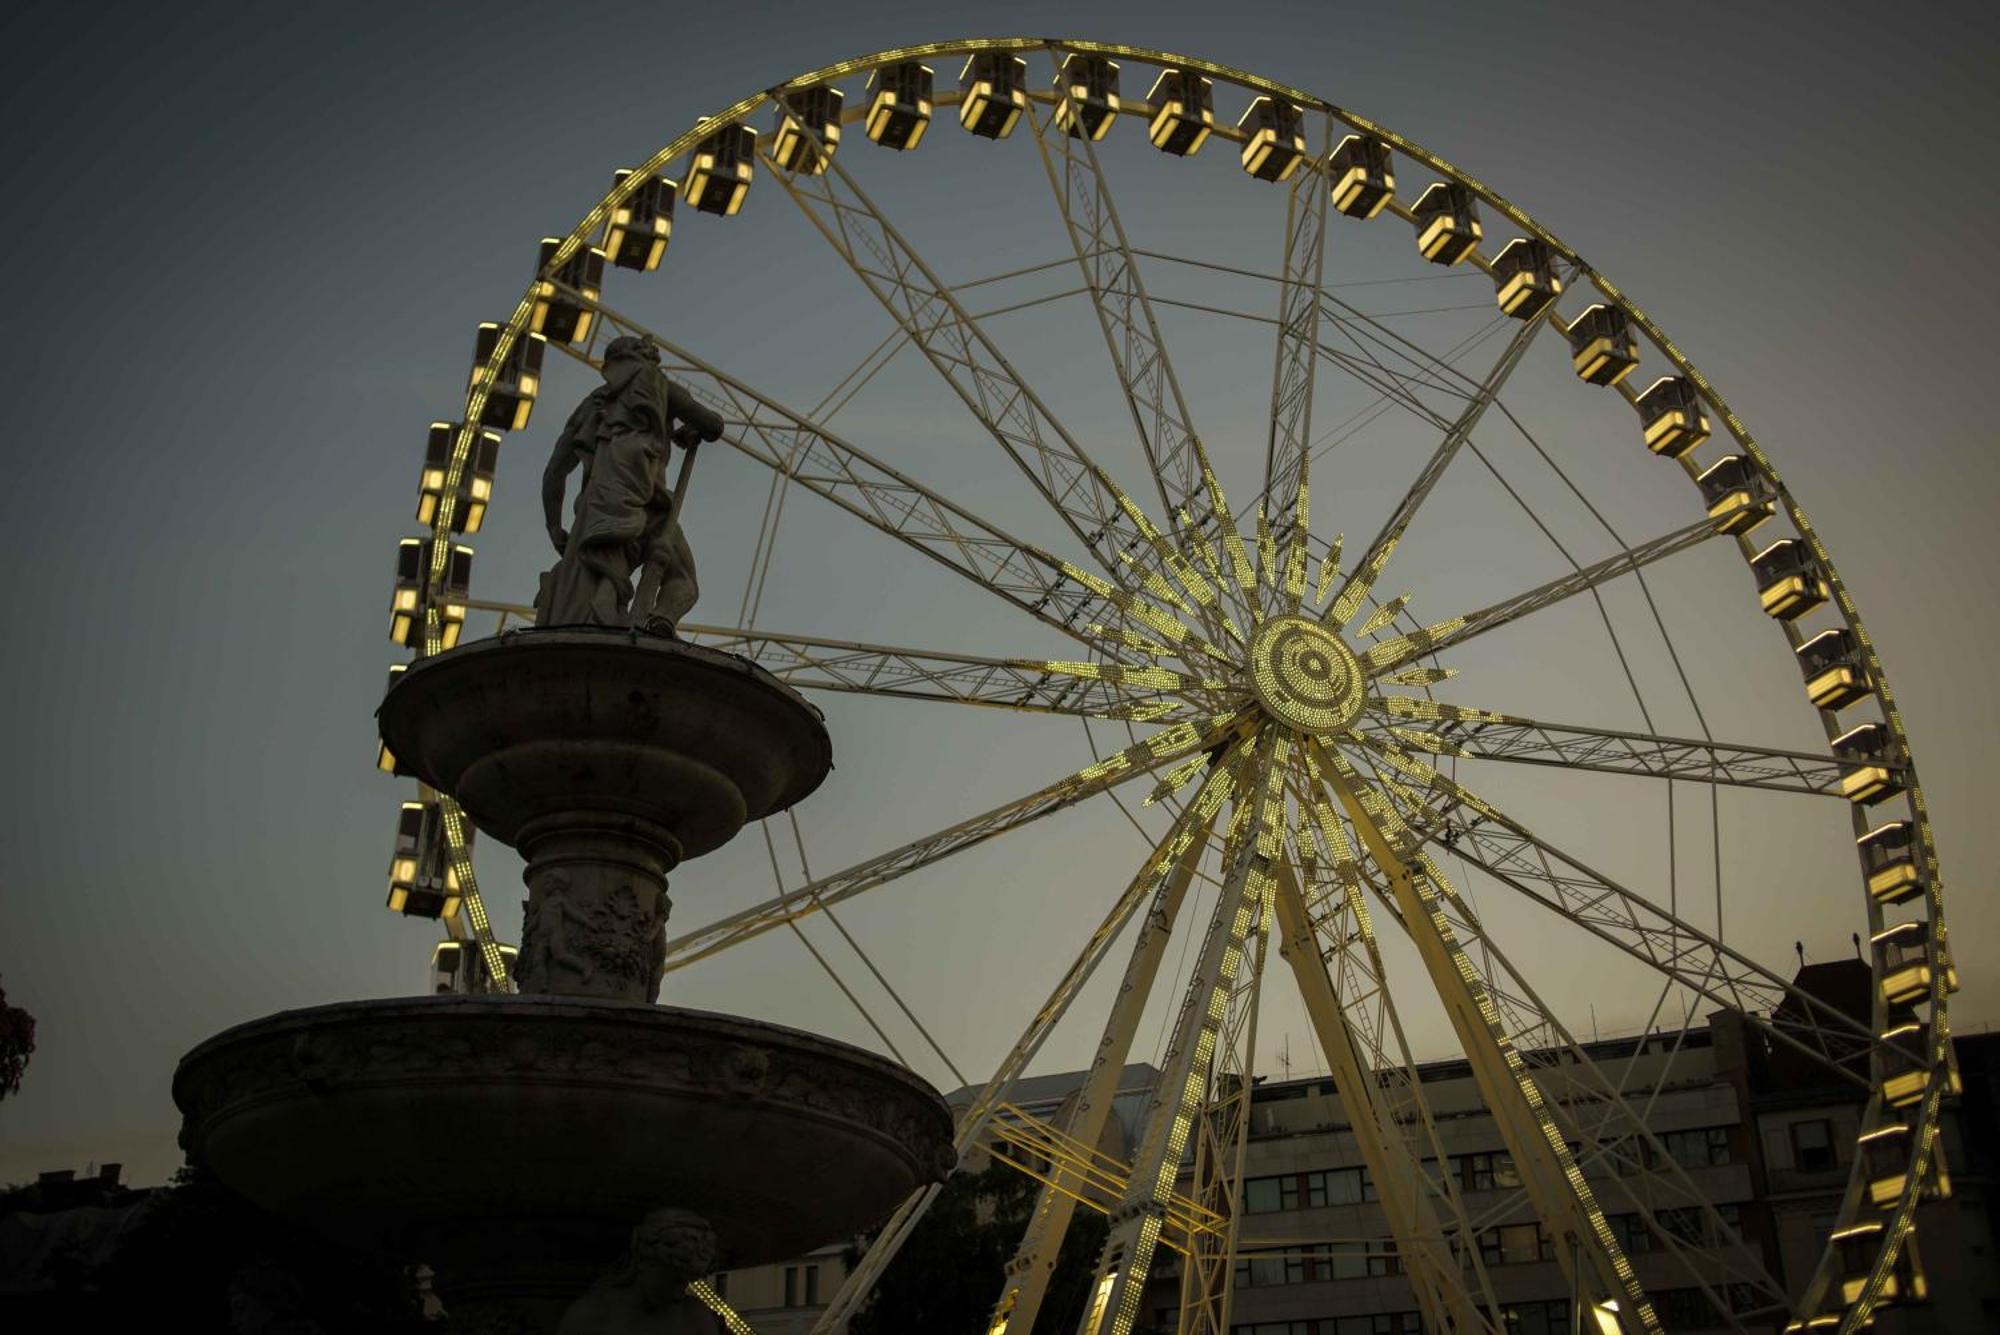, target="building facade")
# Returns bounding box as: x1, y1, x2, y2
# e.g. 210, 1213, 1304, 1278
714, 968, 1994, 1334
